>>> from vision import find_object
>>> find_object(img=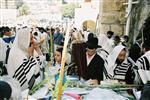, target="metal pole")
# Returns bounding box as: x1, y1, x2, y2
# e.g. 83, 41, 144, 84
125, 0, 133, 35
99, 0, 103, 35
